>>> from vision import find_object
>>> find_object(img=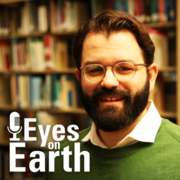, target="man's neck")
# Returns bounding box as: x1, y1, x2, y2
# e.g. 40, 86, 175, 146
97, 103, 150, 149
